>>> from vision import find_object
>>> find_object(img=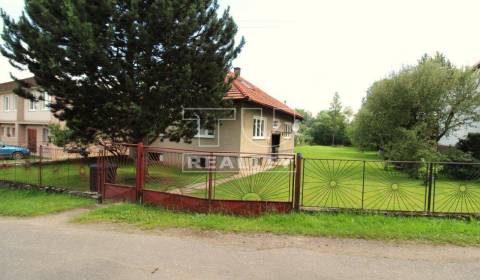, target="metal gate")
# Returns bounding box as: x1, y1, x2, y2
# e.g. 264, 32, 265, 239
98, 144, 139, 203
